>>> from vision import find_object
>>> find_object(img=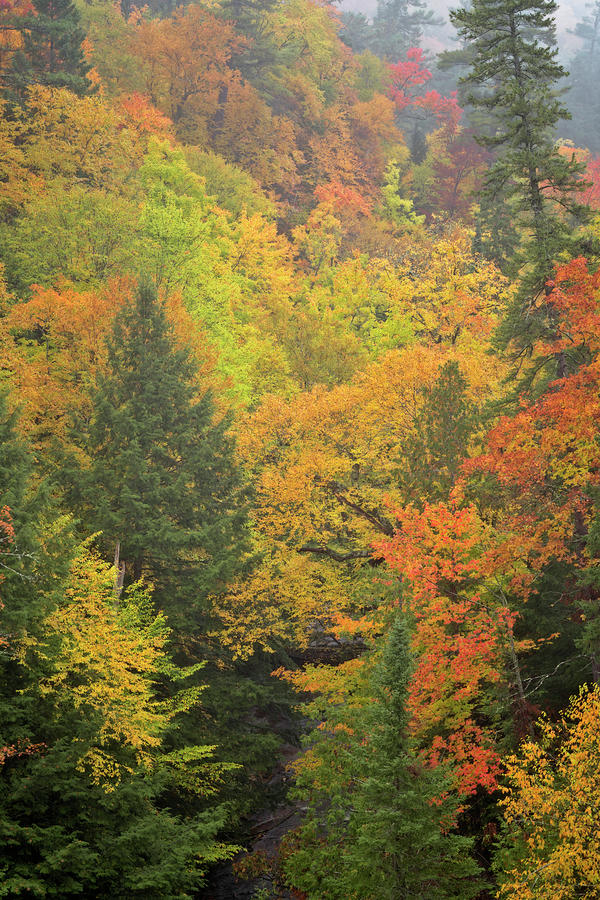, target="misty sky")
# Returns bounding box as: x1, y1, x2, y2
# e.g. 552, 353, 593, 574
338, 0, 590, 58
